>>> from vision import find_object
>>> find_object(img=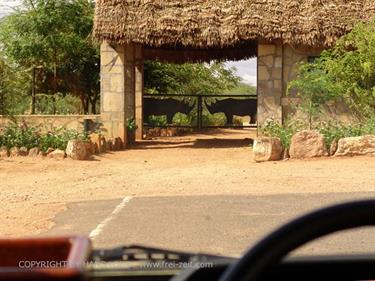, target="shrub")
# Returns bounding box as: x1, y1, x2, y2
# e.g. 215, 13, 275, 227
0, 121, 40, 149
317, 117, 375, 147
0, 121, 88, 152
261, 119, 306, 149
